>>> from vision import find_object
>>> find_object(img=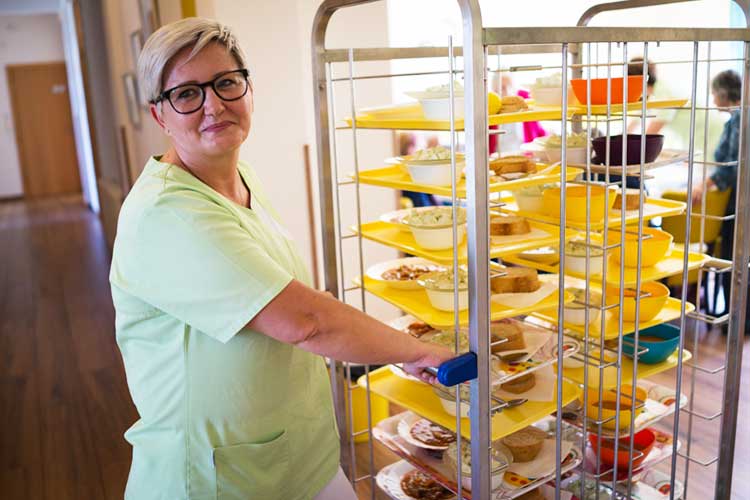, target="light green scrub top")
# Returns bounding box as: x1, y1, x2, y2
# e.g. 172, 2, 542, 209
110, 157, 340, 500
